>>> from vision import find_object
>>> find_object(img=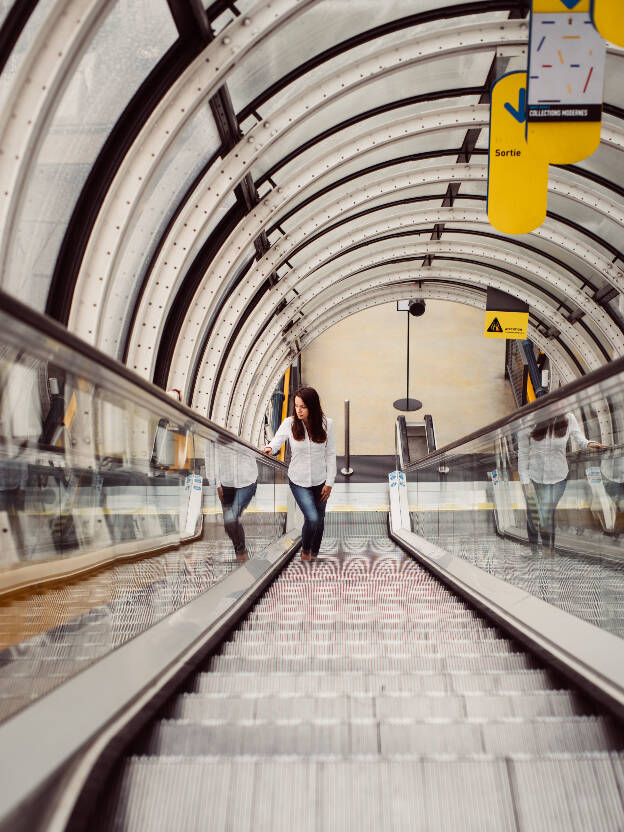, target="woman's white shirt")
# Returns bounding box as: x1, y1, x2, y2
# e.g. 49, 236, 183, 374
206, 443, 258, 488
268, 416, 336, 487
517, 412, 590, 485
